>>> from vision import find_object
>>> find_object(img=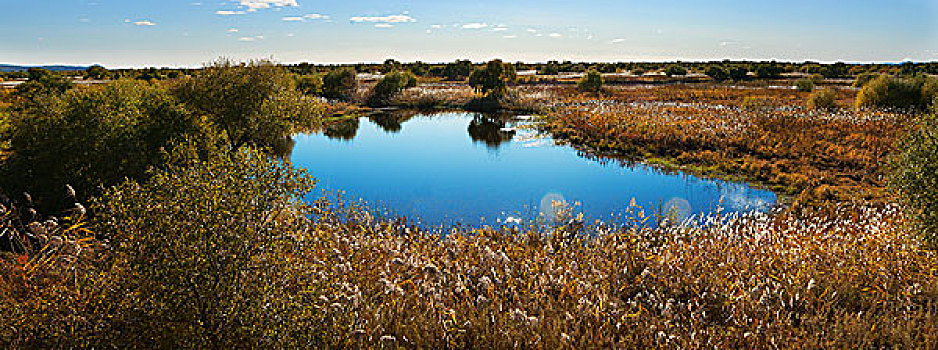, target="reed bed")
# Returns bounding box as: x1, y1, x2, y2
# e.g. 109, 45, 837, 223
290, 200, 937, 348
544, 85, 912, 201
